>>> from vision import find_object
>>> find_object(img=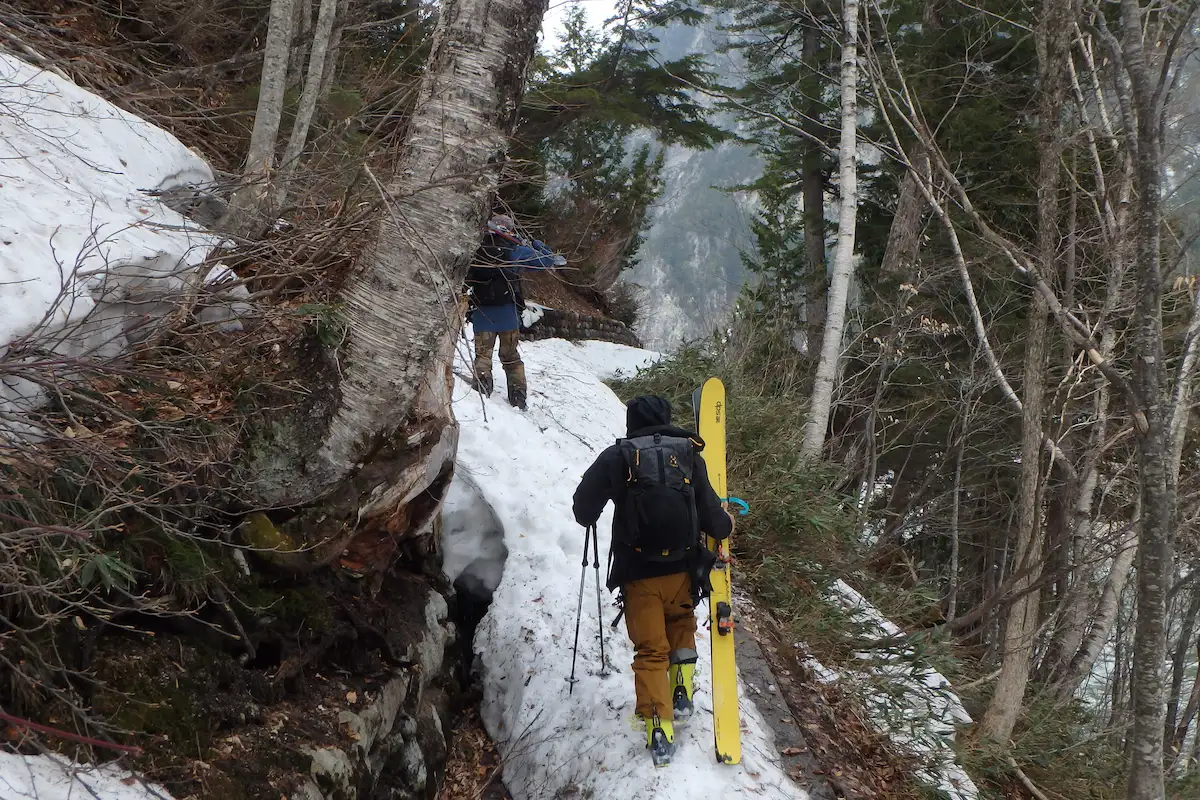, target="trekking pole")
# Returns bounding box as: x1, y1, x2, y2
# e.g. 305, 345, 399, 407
568, 524, 590, 694
590, 524, 608, 676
